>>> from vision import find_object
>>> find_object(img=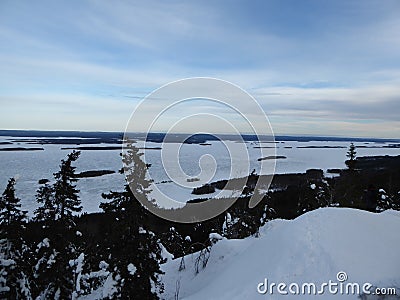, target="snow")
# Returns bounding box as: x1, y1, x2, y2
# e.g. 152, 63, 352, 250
160, 208, 400, 299
209, 233, 224, 244
209, 233, 223, 241
76, 231, 82, 236
310, 183, 316, 190
222, 213, 232, 232
0, 258, 15, 267
75, 253, 85, 273
47, 253, 56, 266
36, 238, 50, 251
69, 253, 85, 298
185, 236, 191, 242
160, 244, 174, 261
127, 263, 137, 275
101, 273, 118, 299
379, 189, 386, 193
99, 261, 109, 270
